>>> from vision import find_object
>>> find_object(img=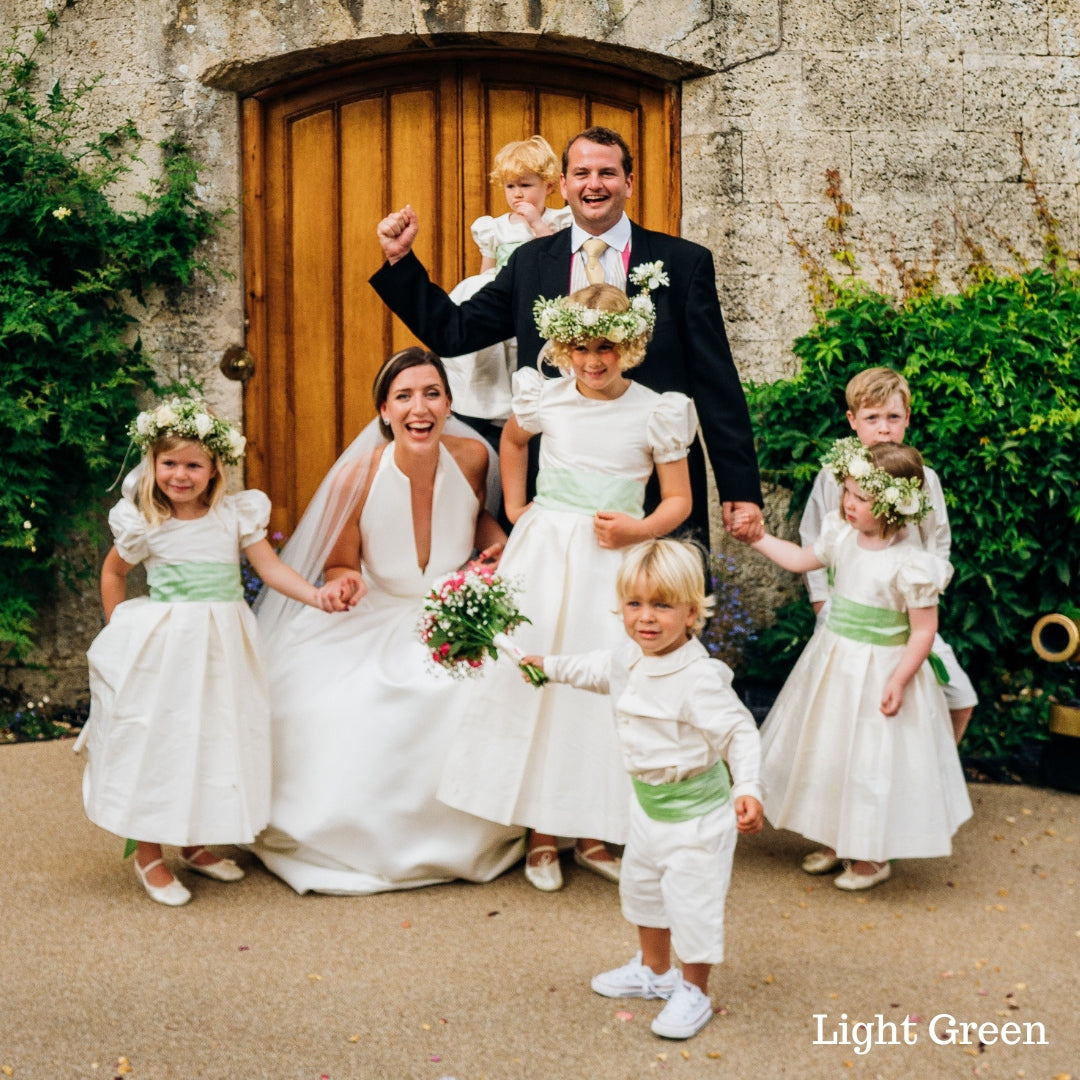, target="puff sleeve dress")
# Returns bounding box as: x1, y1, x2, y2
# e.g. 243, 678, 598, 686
437, 368, 699, 843
760, 515, 972, 861
442, 207, 572, 421
82, 492, 273, 846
